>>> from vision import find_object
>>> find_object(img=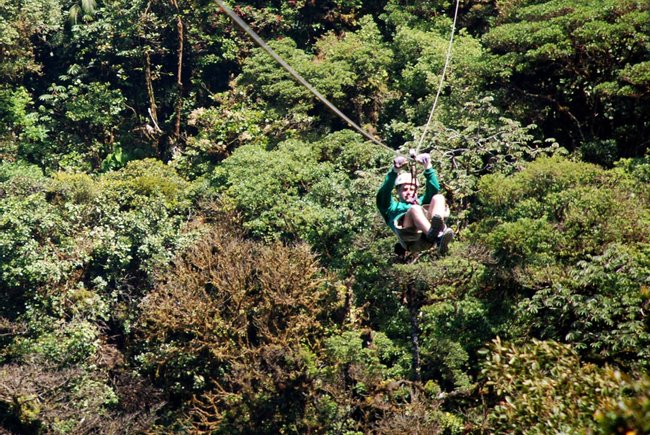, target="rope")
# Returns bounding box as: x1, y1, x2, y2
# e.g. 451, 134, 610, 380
215, 0, 395, 153
409, 159, 419, 200
414, 0, 461, 154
